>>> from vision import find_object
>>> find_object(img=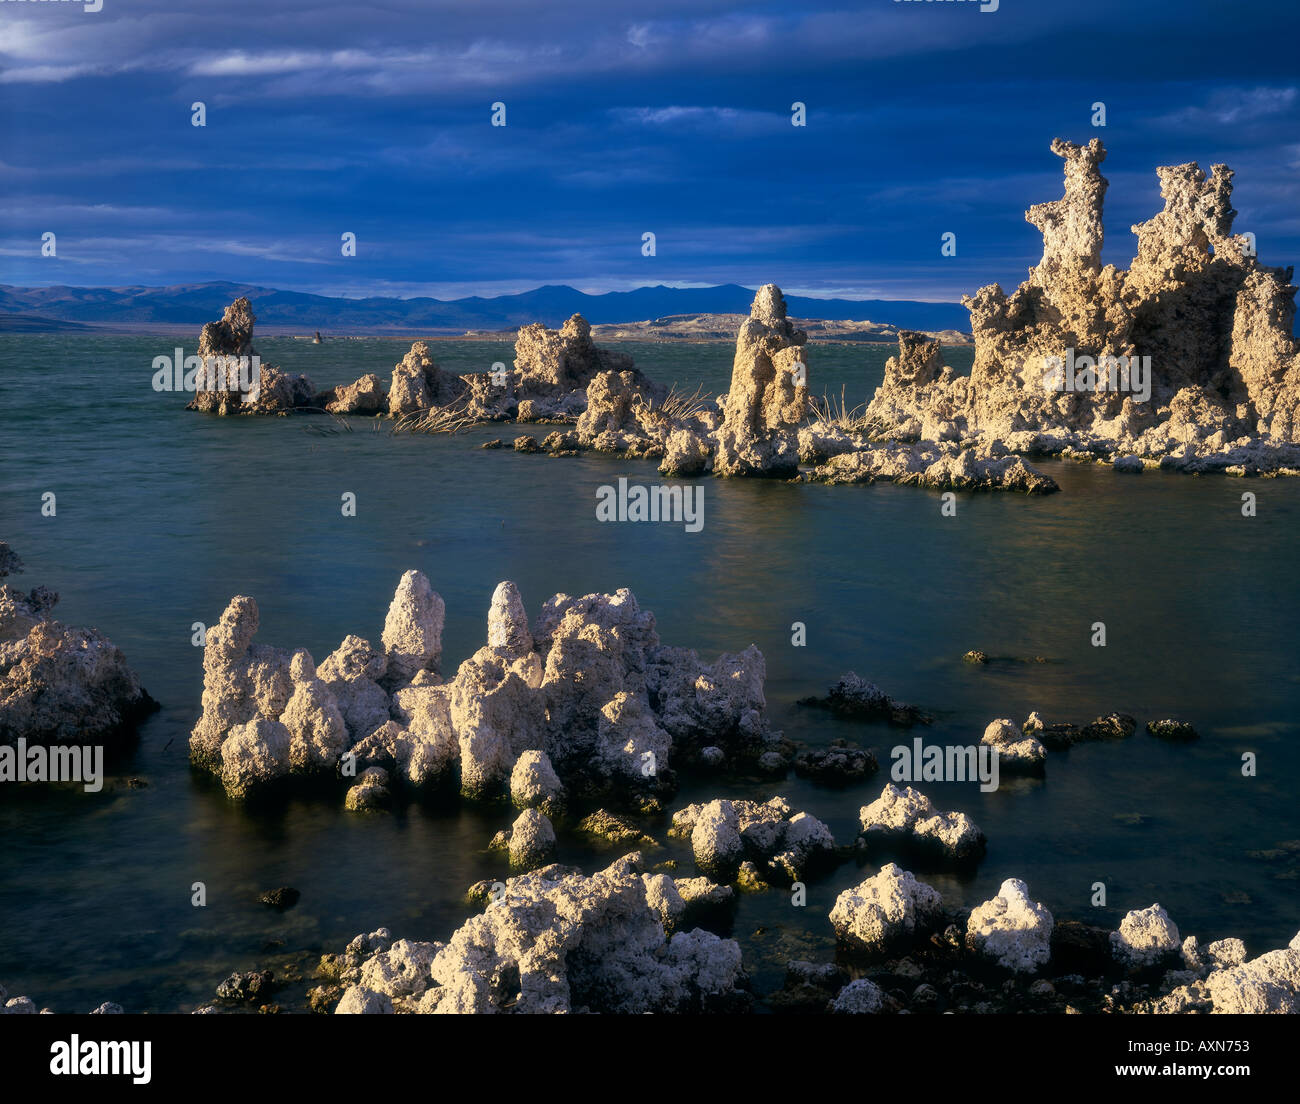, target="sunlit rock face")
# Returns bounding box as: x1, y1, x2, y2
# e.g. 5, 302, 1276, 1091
867, 137, 1300, 472
713, 284, 809, 477
190, 574, 784, 802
